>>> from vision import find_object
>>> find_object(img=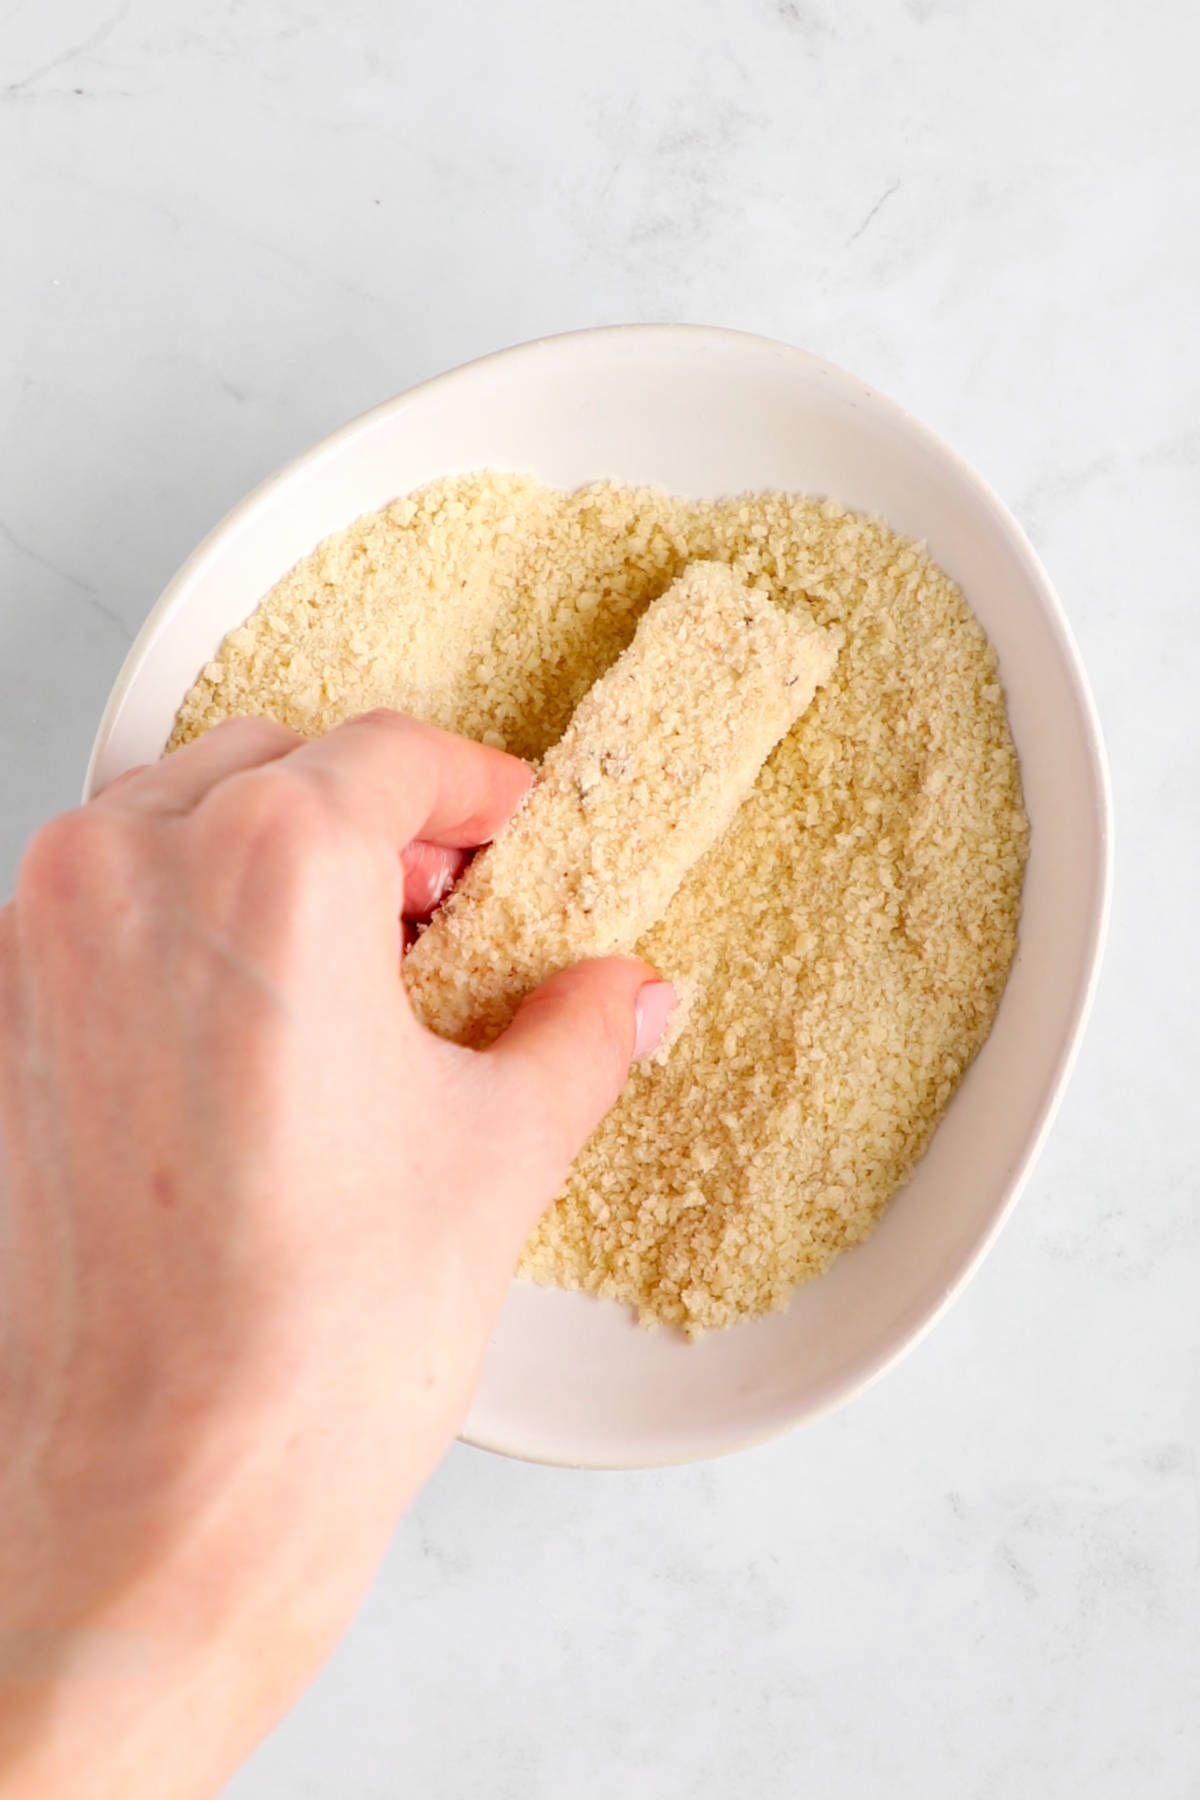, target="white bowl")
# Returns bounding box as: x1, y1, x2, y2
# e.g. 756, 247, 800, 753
86, 326, 1111, 1468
